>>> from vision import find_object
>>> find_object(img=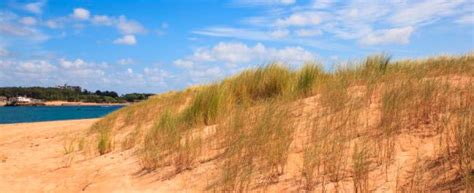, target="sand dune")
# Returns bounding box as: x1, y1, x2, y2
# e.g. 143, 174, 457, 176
1, 55, 472, 192
0, 106, 467, 192
0, 119, 212, 193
